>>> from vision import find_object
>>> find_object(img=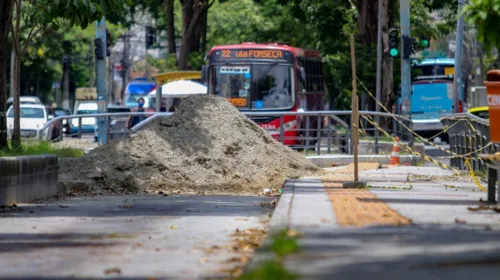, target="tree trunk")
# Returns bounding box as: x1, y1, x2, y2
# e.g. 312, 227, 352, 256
10, 49, 15, 98
11, 0, 21, 149
166, 0, 176, 55
356, 0, 378, 45
381, 0, 393, 112
178, 0, 212, 70
0, 0, 14, 149
200, 10, 208, 53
